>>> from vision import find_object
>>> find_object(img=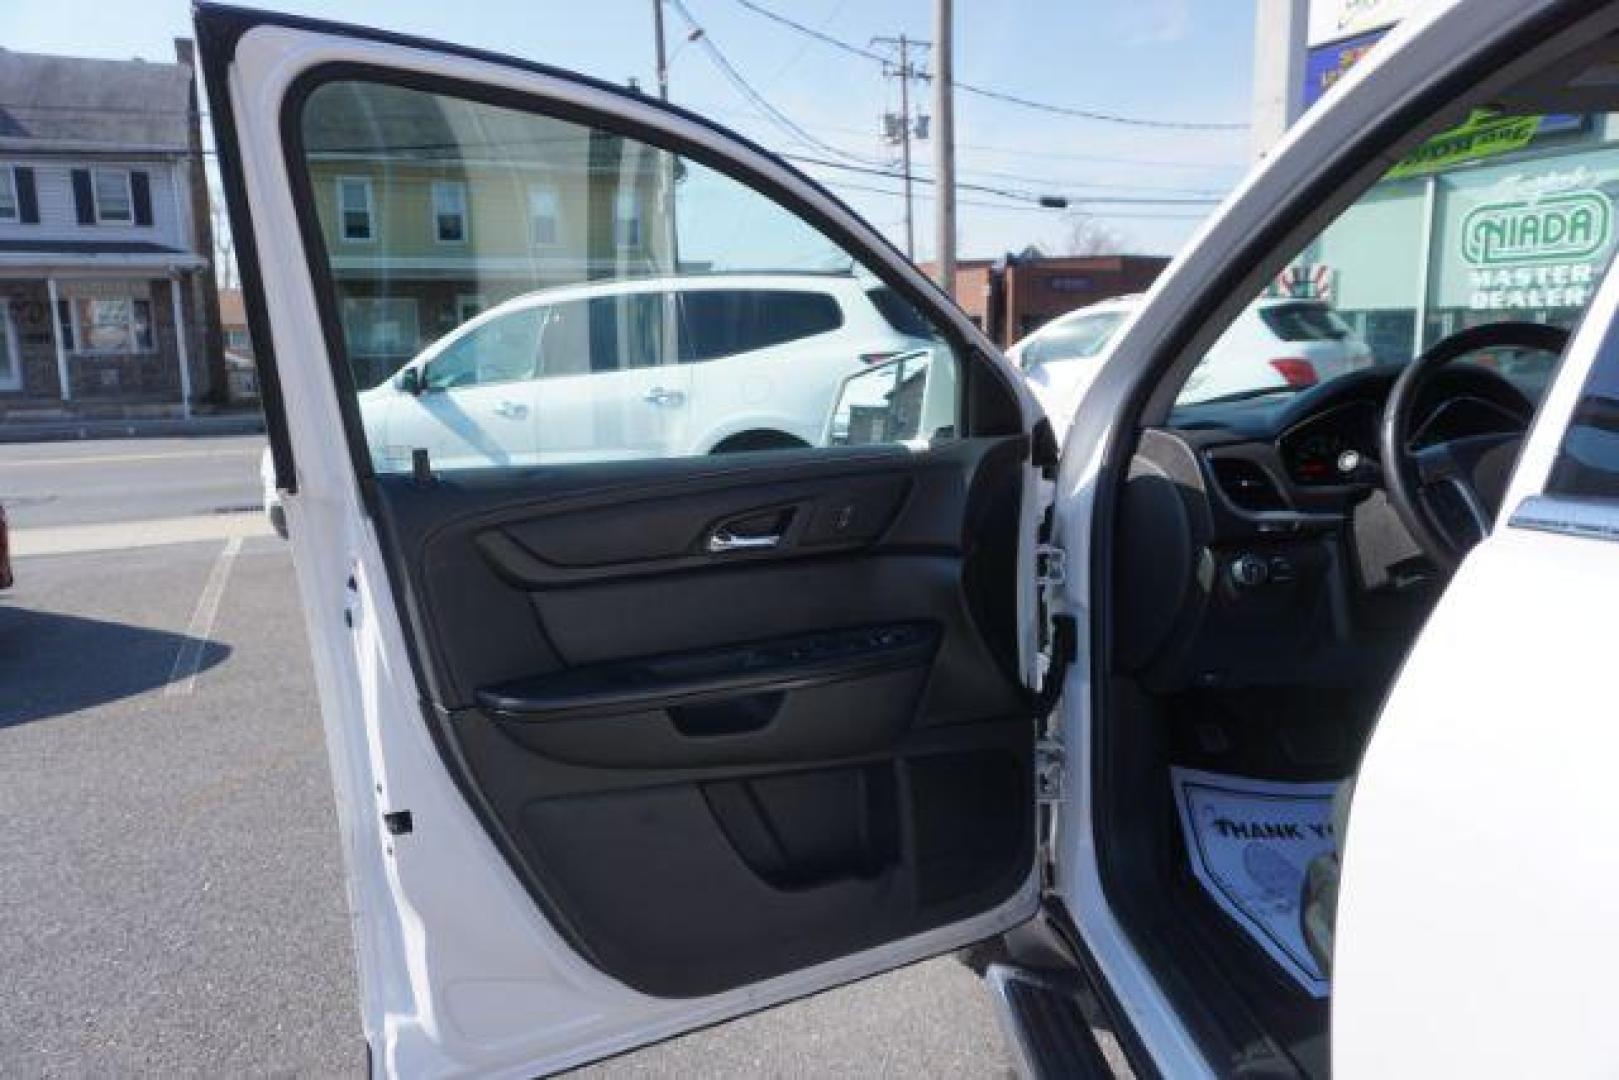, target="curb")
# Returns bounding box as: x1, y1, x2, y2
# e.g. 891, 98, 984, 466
0, 415, 266, 444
